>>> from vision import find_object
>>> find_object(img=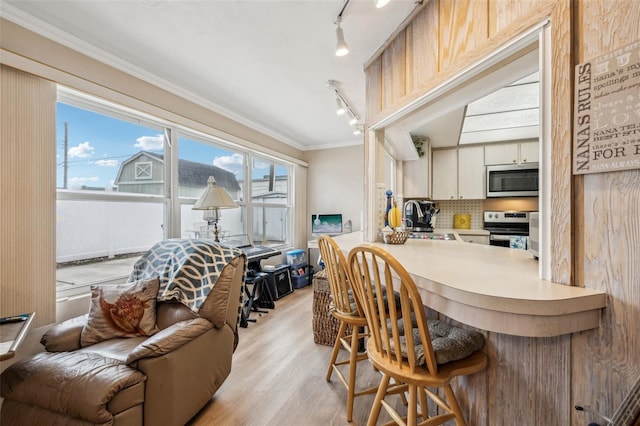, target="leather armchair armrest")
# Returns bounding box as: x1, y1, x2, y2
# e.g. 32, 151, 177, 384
40, 315, 87, 352
126, 318, 213, 365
